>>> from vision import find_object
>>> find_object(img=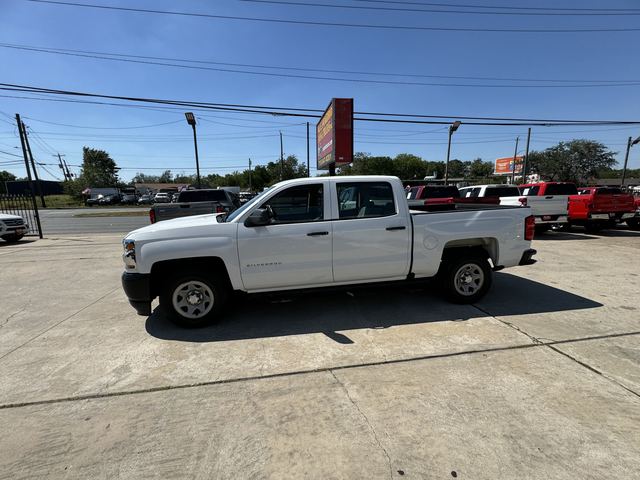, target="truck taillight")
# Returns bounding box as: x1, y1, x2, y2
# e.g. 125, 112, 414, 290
518, 197, 528, 207
149, 209, 156, 224
216, 205, 225, 213
525, 215, 535, 241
